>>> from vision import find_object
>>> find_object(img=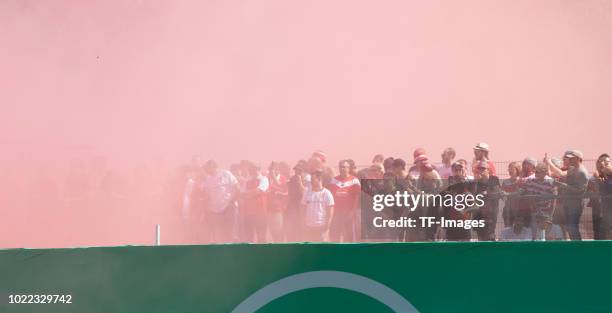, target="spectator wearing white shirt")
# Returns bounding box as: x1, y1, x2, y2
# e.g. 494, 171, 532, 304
202, 160, 239, 243
301, 171, 334, 242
